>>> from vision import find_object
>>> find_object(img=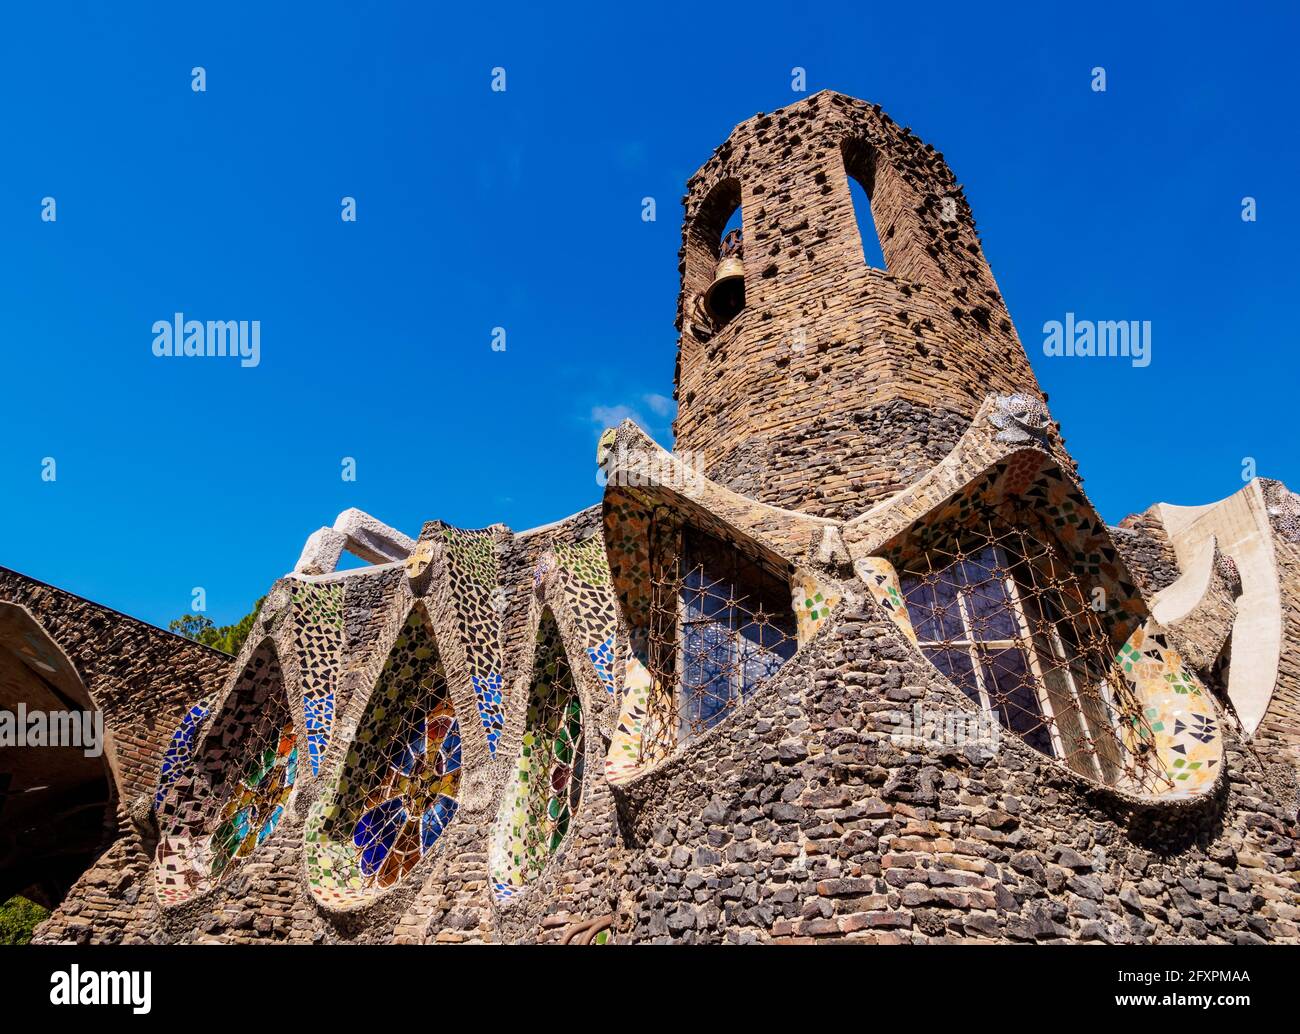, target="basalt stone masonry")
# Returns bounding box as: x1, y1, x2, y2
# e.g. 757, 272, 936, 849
10, 91, 1299, 945
673, 92, 1041, 517
0, 566, 230, 933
